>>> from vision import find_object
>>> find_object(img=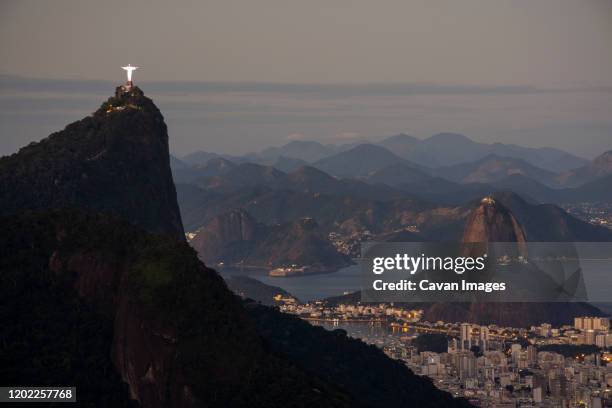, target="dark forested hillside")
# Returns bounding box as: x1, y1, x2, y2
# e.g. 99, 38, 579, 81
0, 85, 474, 407
190, 209, 350, 270
248, 303, 473, 408
0, 86, 184, 239
0, 211, 353, 407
